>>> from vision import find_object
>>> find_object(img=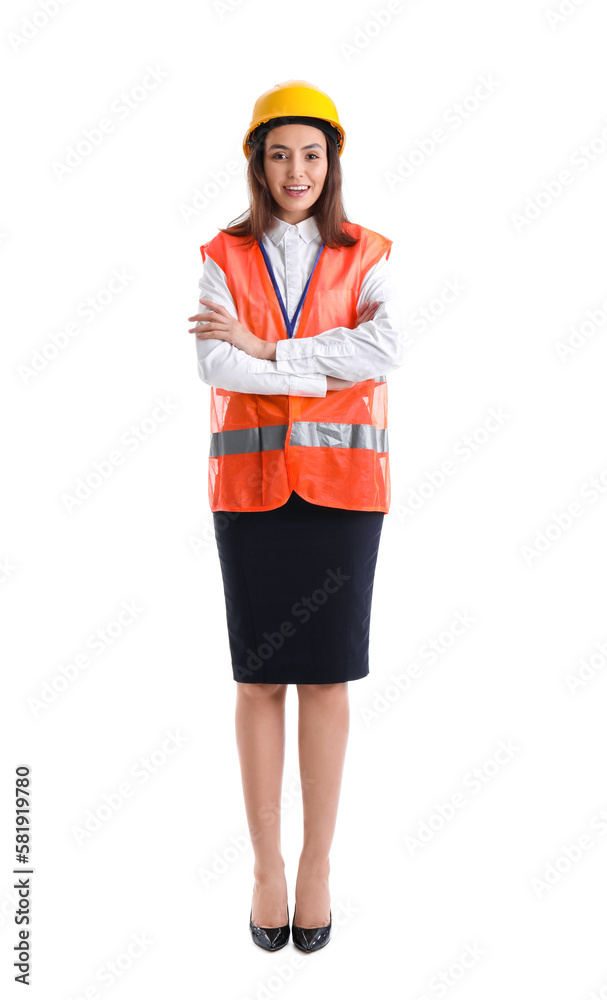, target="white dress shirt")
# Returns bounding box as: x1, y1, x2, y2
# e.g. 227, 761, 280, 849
195, 213, 404, 397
